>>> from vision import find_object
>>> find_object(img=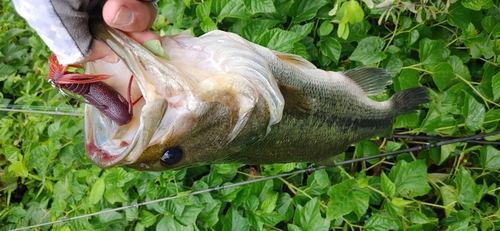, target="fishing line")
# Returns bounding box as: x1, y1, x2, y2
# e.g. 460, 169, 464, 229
0, 104, 84, 116
10, 130, 500, 231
